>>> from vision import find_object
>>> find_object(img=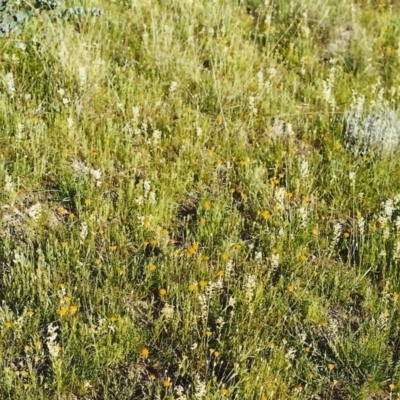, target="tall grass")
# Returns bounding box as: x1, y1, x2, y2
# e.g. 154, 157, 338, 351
2, 0, 400, 398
